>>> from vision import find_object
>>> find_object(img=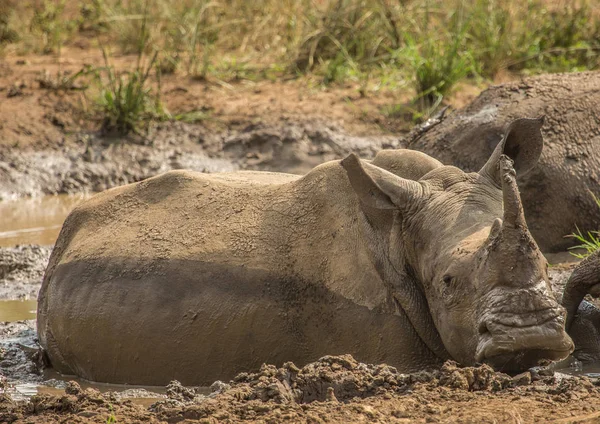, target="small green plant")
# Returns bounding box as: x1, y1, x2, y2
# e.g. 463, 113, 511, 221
97, 48, 168, 135
569, 194, 600, 259
95, 1, 169, 136
106, 404, 117, 423
393, 4, 474, 113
